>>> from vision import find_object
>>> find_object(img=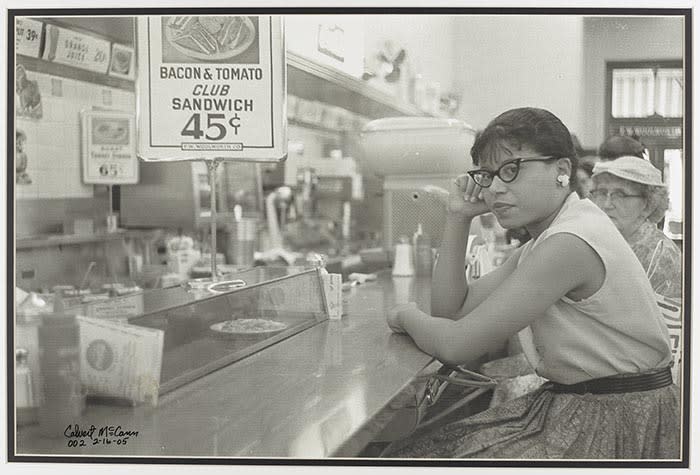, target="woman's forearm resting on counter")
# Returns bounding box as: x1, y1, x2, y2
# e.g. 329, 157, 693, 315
397, 233, 602, 366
